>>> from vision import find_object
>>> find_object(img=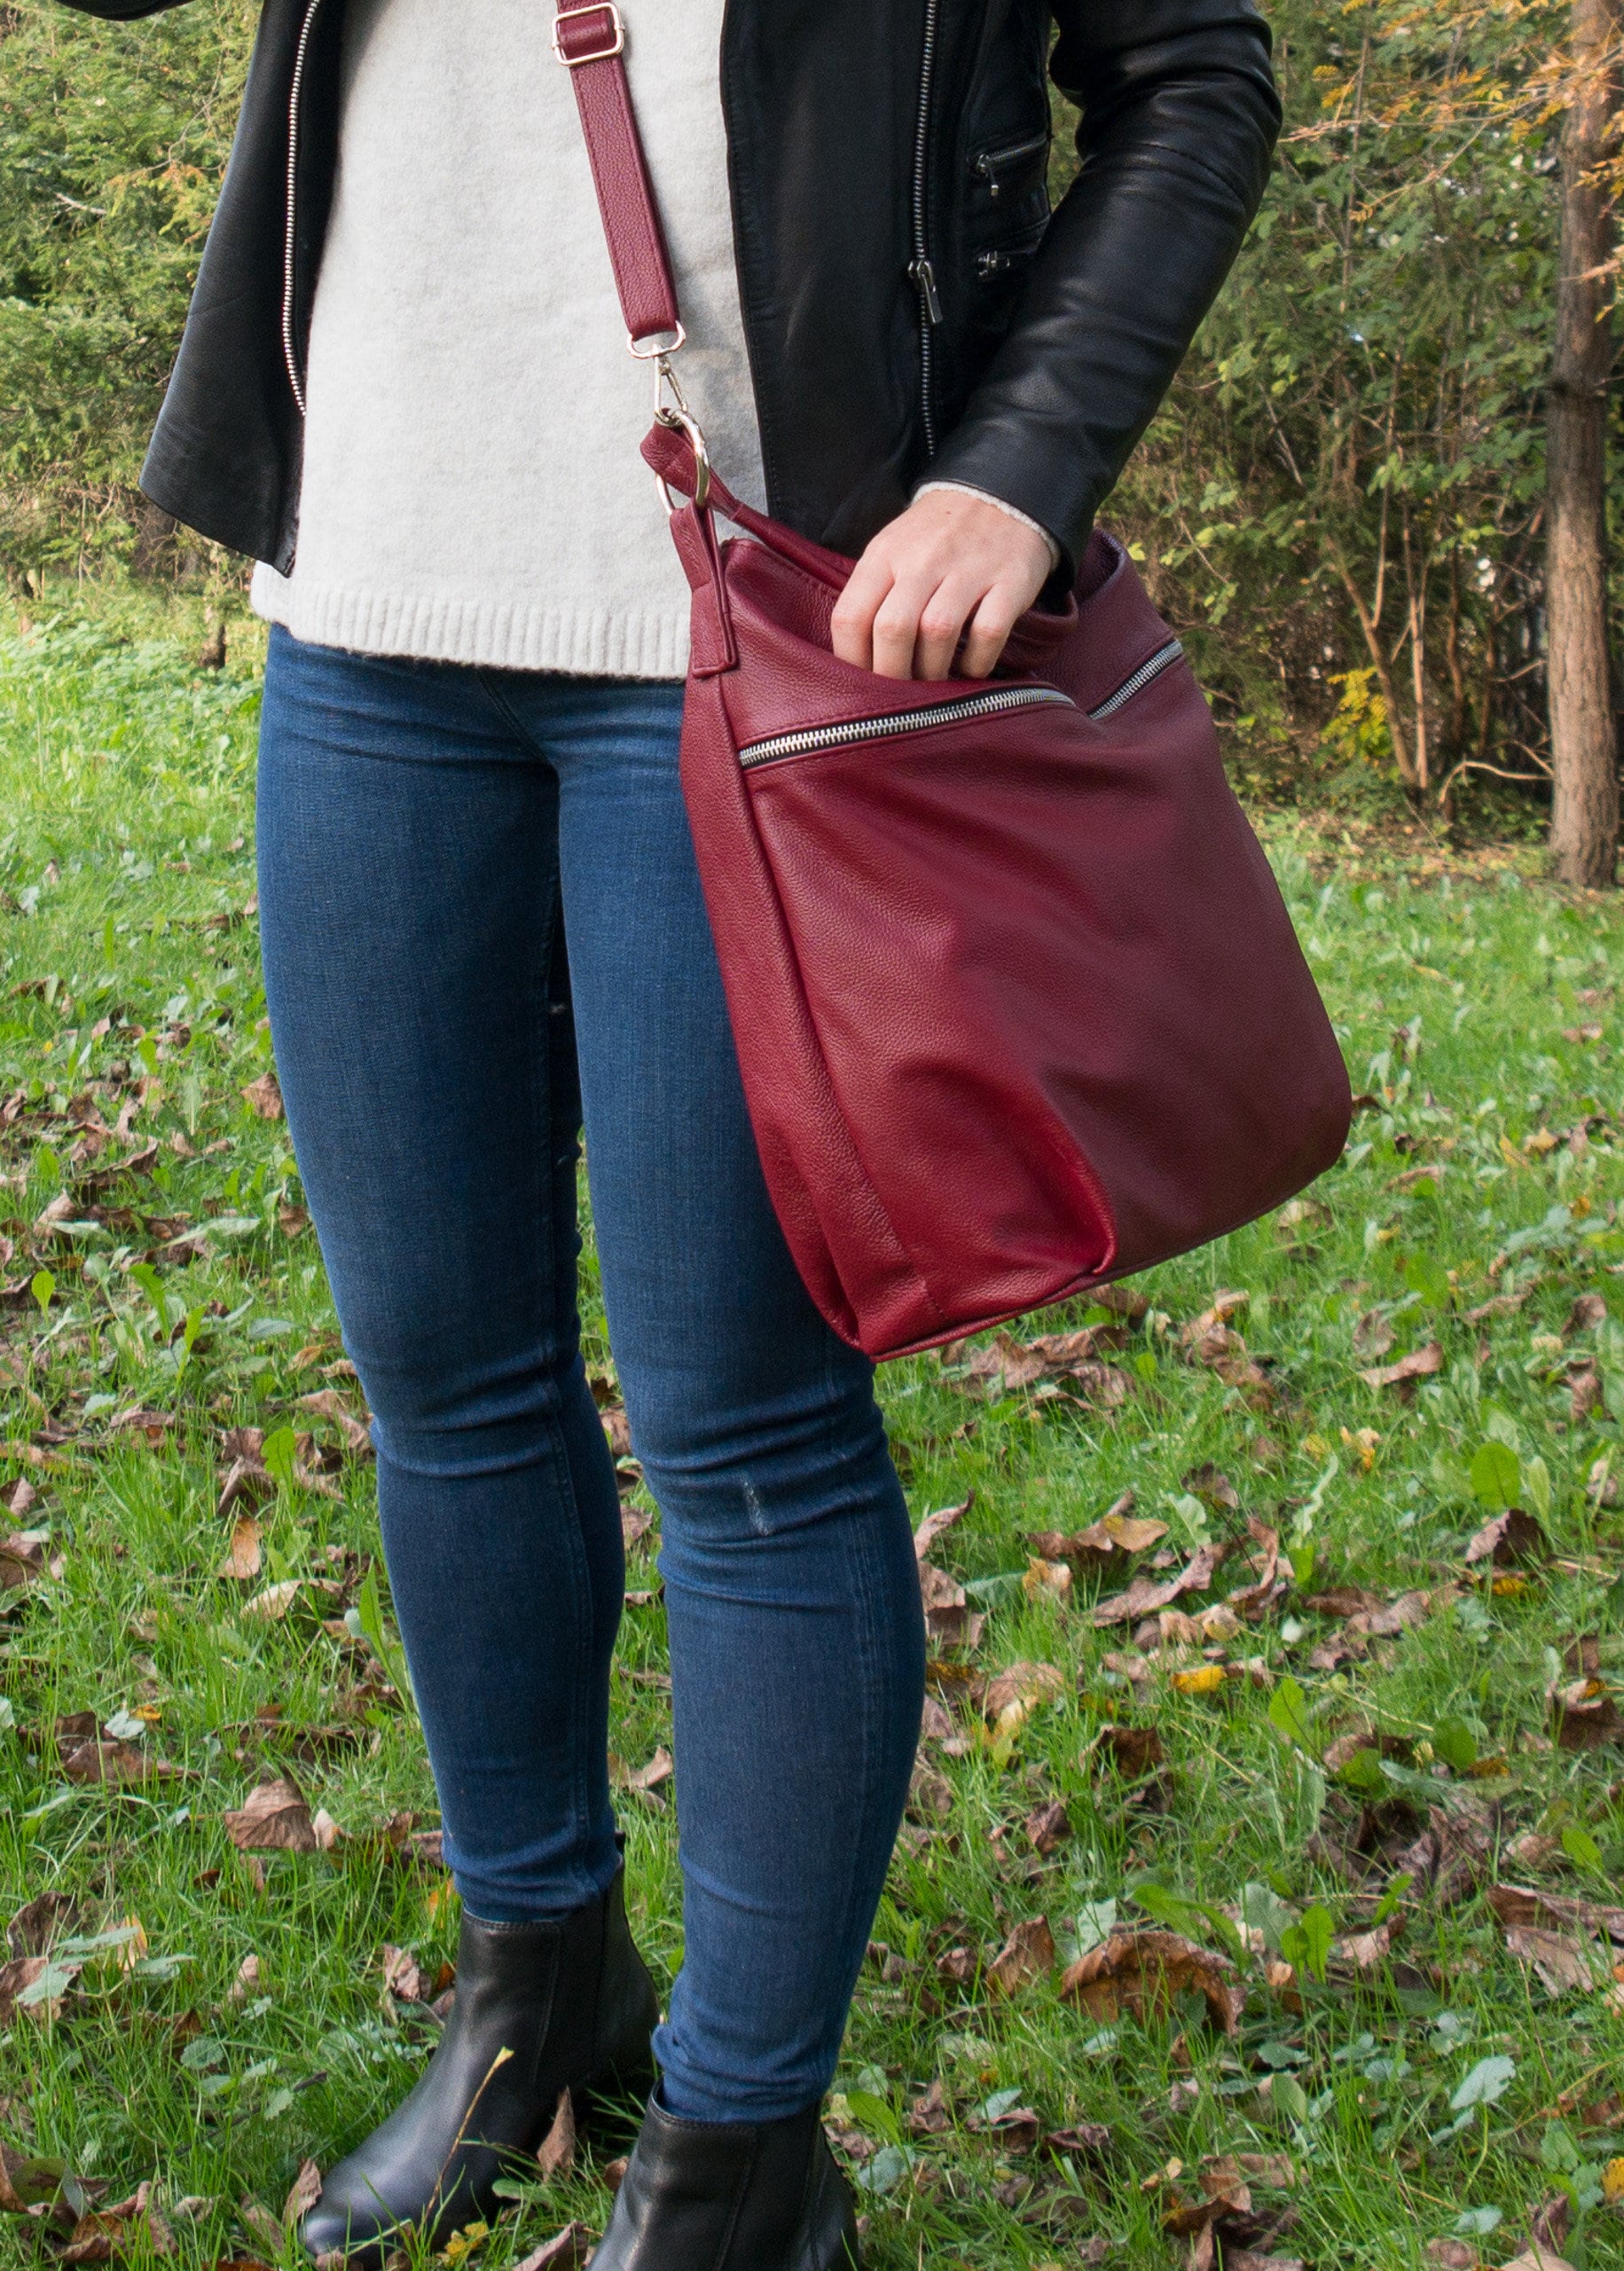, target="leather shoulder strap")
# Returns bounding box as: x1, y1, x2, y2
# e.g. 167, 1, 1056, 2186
552, 1, 683, 351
